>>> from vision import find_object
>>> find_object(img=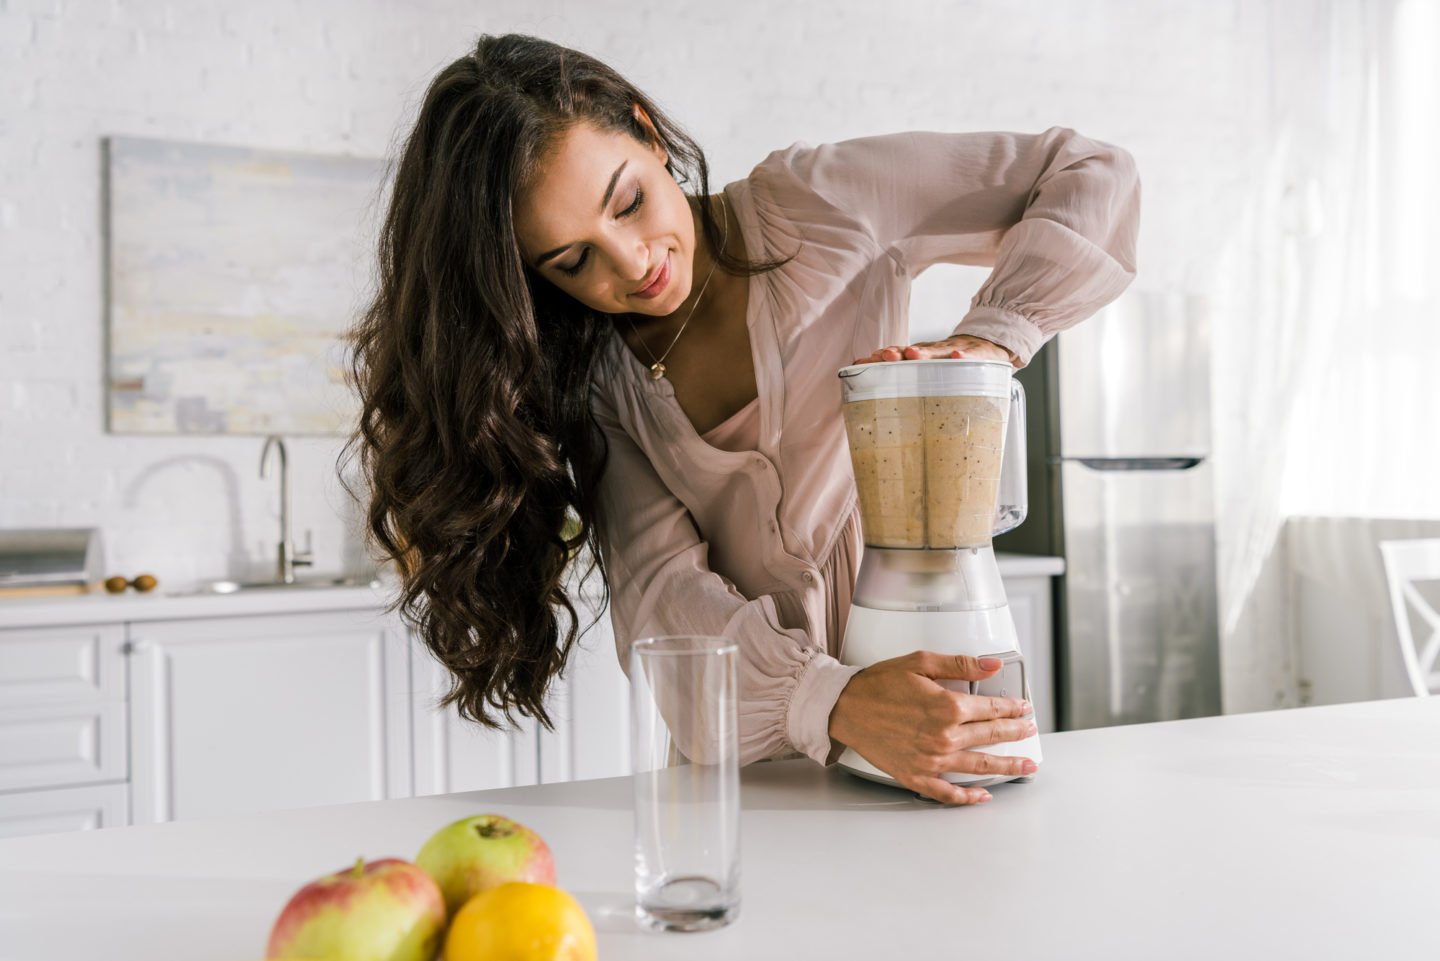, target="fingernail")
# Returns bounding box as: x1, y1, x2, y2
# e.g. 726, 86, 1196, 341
1022, 760, 1038, 774
1026, 722, 1038, 736
976, 792, 993, 803
1017, 699, 1032, 713
979, 657, 1002, 670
